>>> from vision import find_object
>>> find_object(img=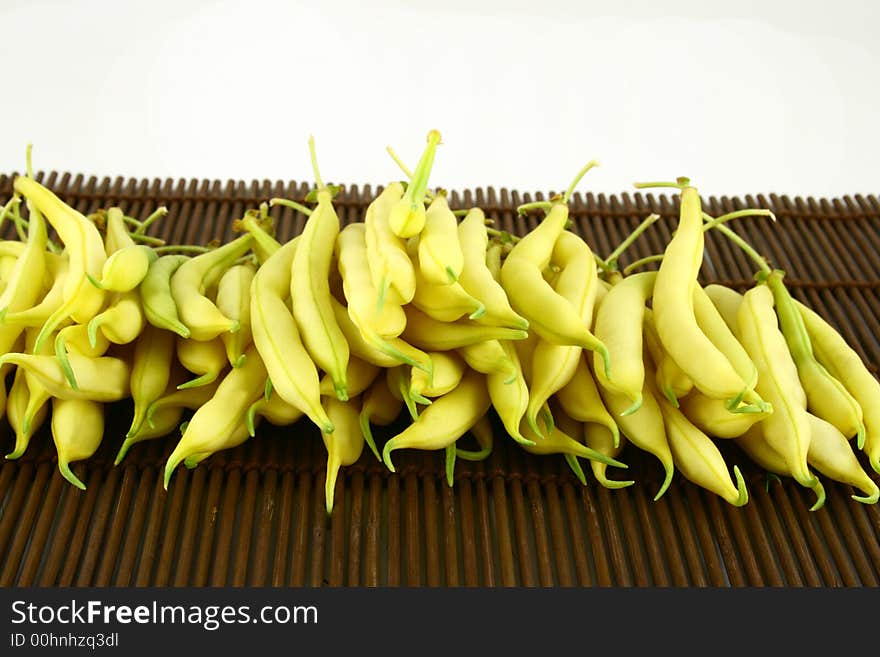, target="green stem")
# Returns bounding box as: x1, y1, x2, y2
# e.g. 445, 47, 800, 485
386, 145, 437, 201
486, 227, 520, 243
562, 160, 600, 203
11, 198, 28, 241
129, 233, 166, 246
632, 179, 688, 190
622, 253, 665, 275
308, 135, 326, 192
444, 445, 456, 488
269, 198, 313, 216
701, 208, 775, 233
604, 213, 660, 269
707, 220, 772, 274
26, 143, 35, 179
516, 201, 553, 215
153, 244, 212, 255
594, 253, 616, 275
134, 206, 168, 235
0, 196, 22, 236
